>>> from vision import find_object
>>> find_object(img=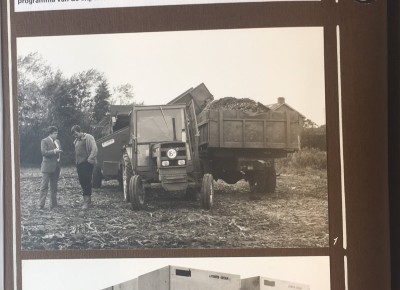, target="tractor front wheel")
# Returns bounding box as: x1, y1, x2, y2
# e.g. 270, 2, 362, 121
130, 175, 146, 210
122, 151, 133, 202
